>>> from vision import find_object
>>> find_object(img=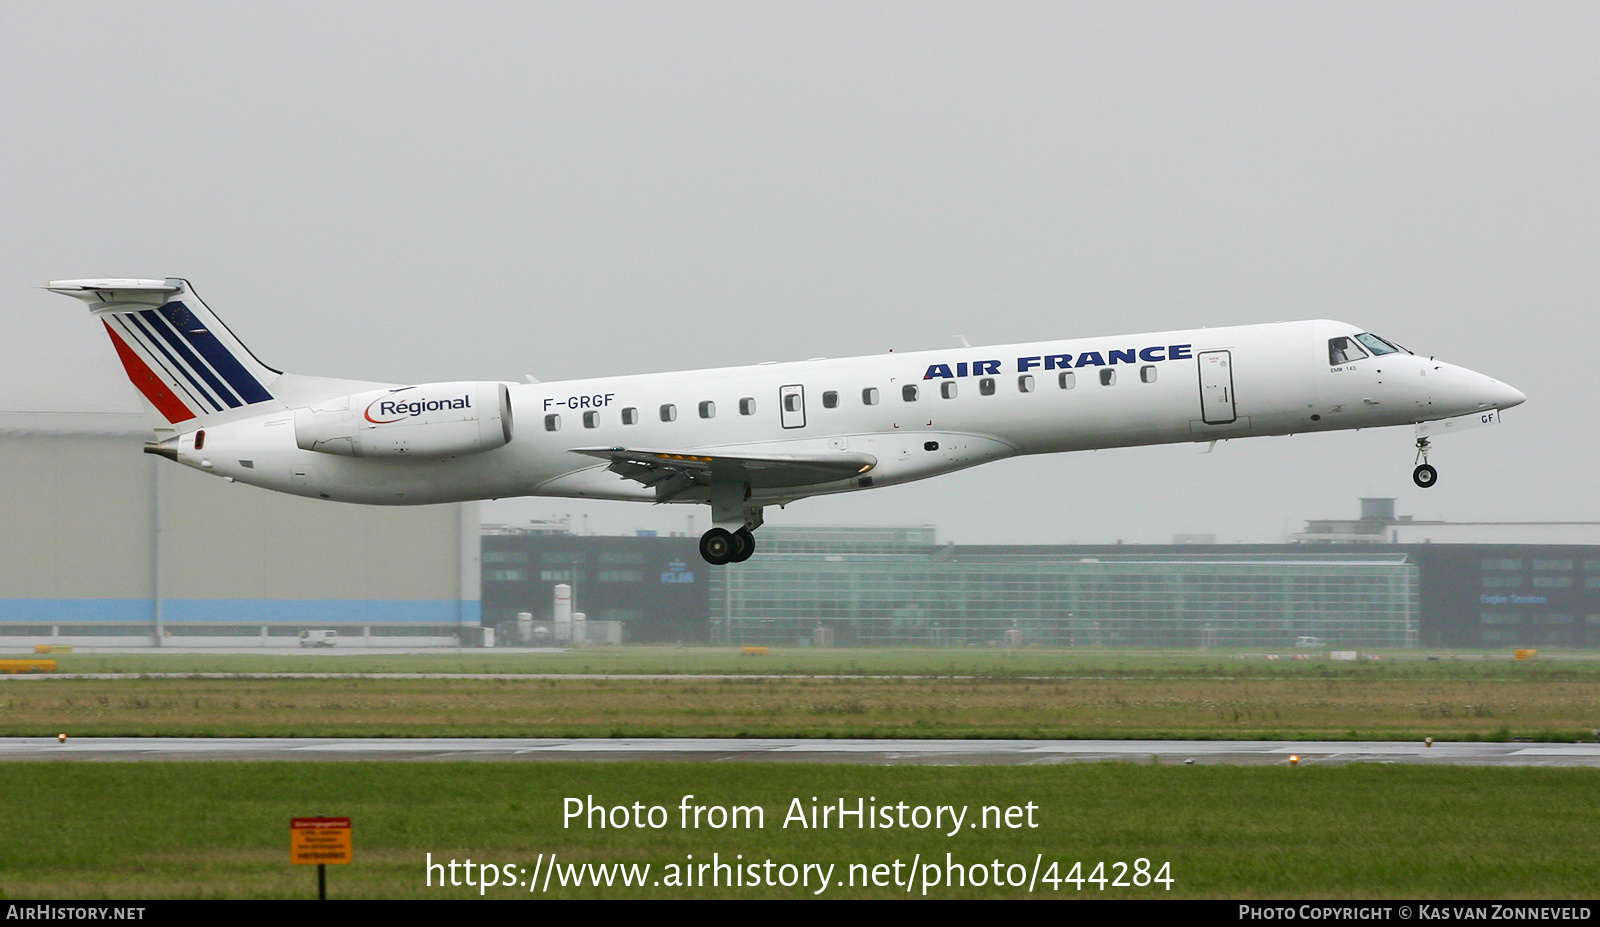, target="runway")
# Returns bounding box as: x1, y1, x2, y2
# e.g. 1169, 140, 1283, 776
4, 736, 1599, 766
